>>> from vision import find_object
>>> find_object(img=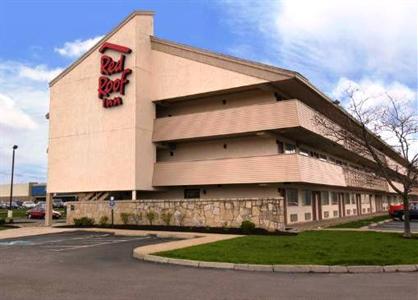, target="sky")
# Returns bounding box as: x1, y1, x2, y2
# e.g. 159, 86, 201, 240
0, 0, 417, 184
